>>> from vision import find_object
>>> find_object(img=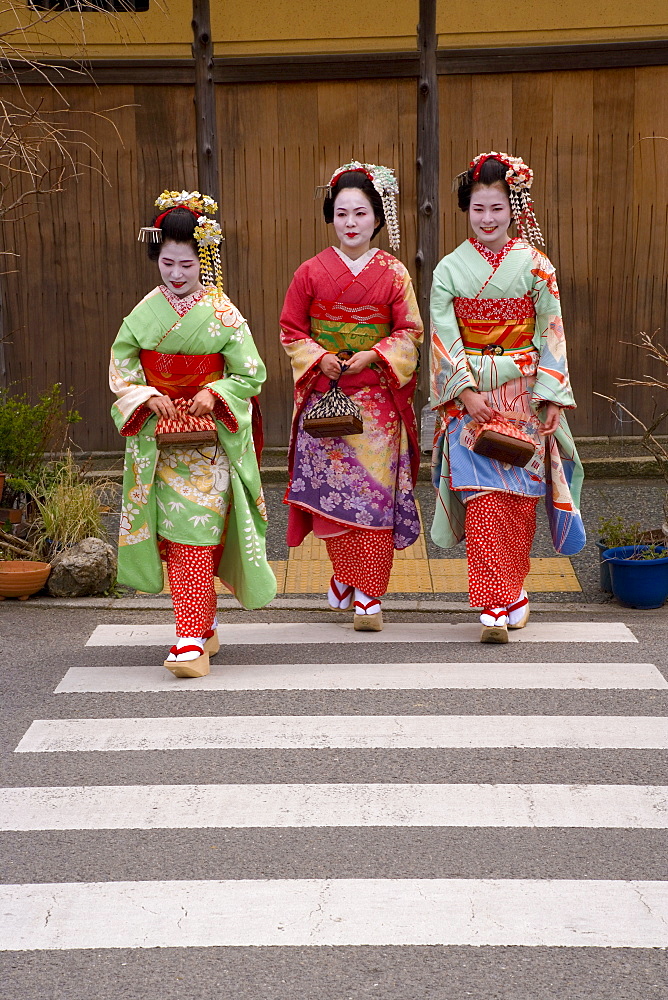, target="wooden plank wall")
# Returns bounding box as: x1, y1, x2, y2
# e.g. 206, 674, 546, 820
1, 66, 667, 450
